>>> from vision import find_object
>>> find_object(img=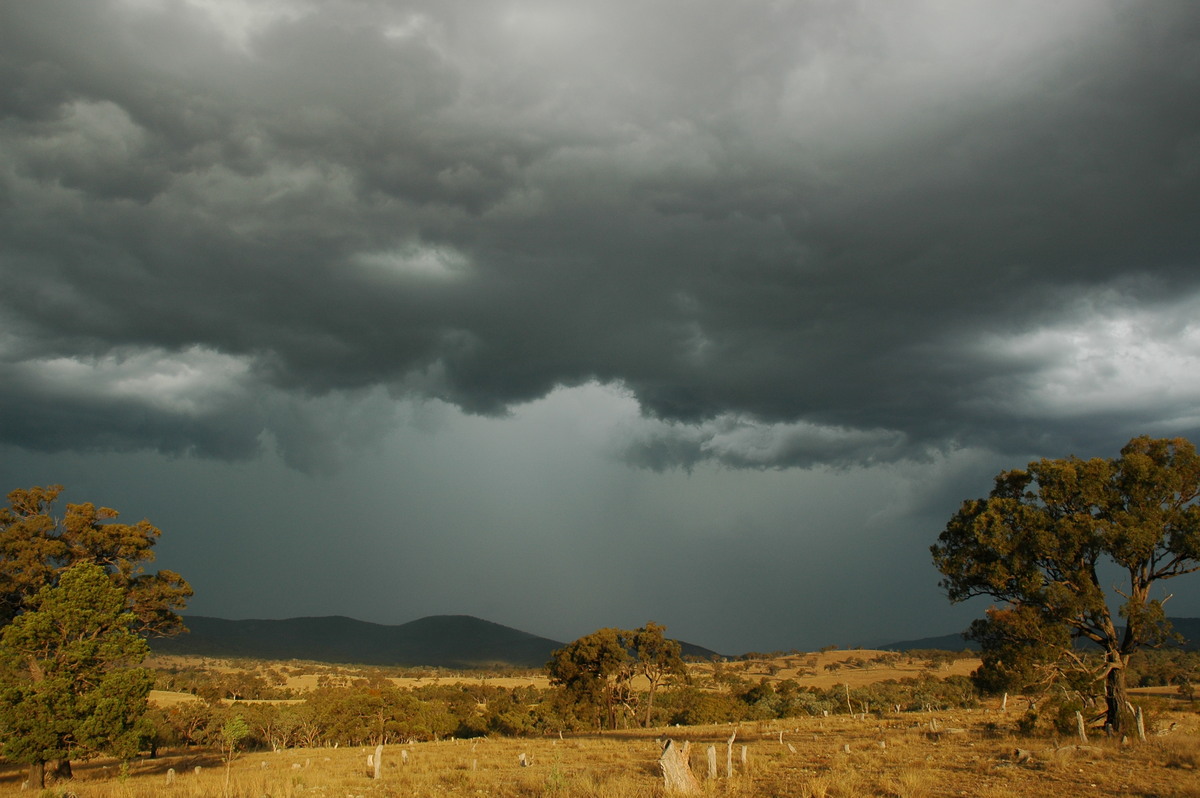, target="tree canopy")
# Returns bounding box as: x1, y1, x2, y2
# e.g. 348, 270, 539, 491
0, 485, 191, 634
547, 623, 686, 729
931, 435, 1200, 734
